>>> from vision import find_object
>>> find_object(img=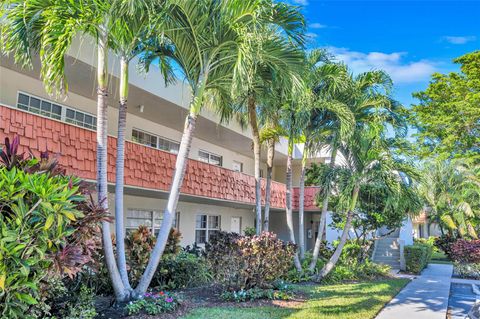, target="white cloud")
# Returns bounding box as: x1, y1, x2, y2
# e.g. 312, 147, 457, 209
310, 23, 327, 29
327, 47, 437, 84
305, 32, 318, 39
443, 36, 476, 44
292, 0, 308, 5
